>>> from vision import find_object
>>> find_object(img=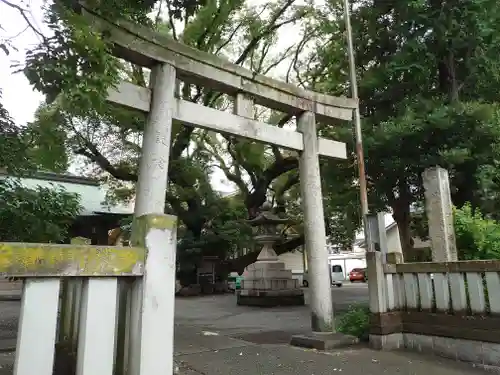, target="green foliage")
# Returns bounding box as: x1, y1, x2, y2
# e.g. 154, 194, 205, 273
454, 203, 500, 260
24, 2, 122, 111
0, 94, 68, 174
0, 178, 82, 243
336, 304, 370, 341
119, 192, 254, 265
308, 0, 500, 254
80, 0, 206, 21
0, 94, 30, 173
23, 104, 70, 173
